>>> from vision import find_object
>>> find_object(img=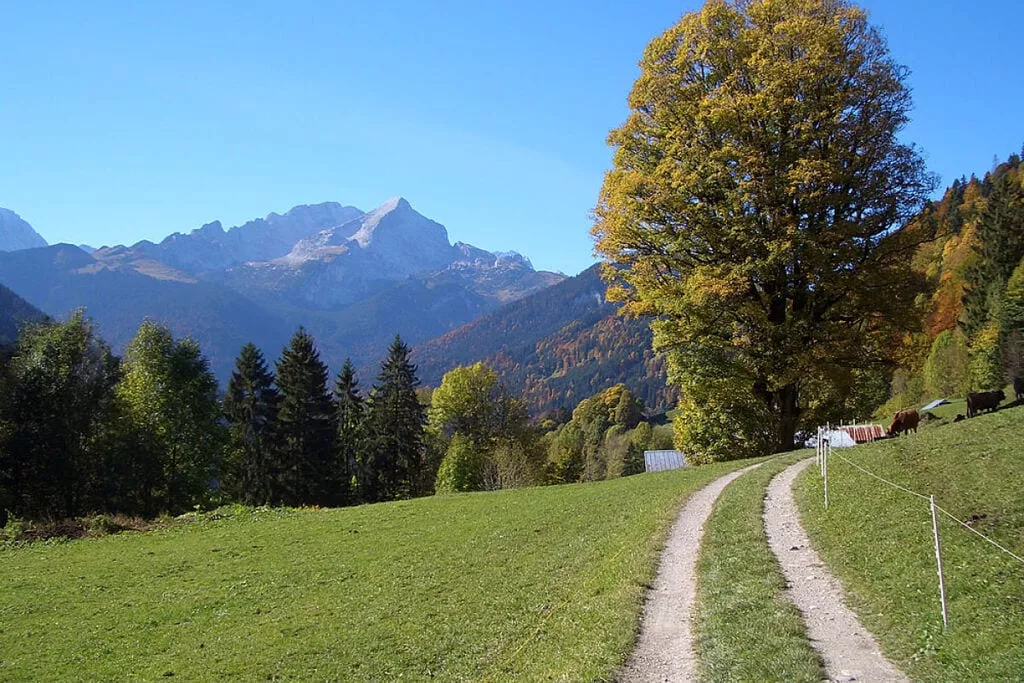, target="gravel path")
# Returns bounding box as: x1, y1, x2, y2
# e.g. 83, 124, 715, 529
618, 463, 763, 682
764, 457, 908, 682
